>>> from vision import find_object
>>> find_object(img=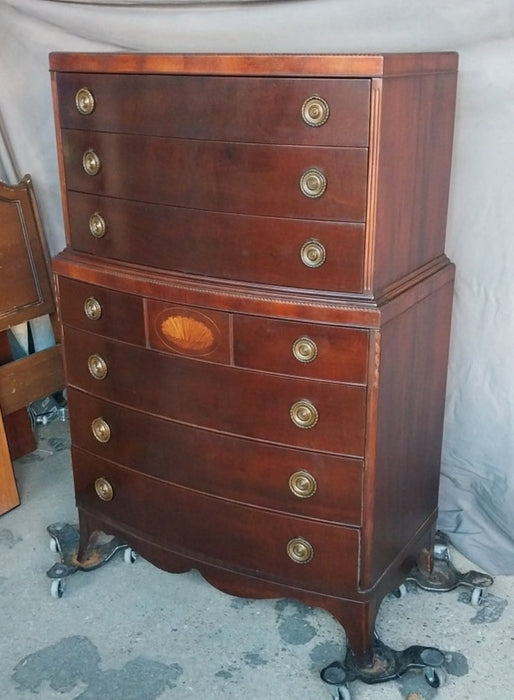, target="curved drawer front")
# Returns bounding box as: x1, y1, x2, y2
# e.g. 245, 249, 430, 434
57, 73, 370, 147
66, 191, 365, 293
61, 130, 368, 222
68, 389, 363, 525
233, 315, 369, 384
58, 276, 145, 345
73, 447, 360, 596
63, 327, 366, 457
